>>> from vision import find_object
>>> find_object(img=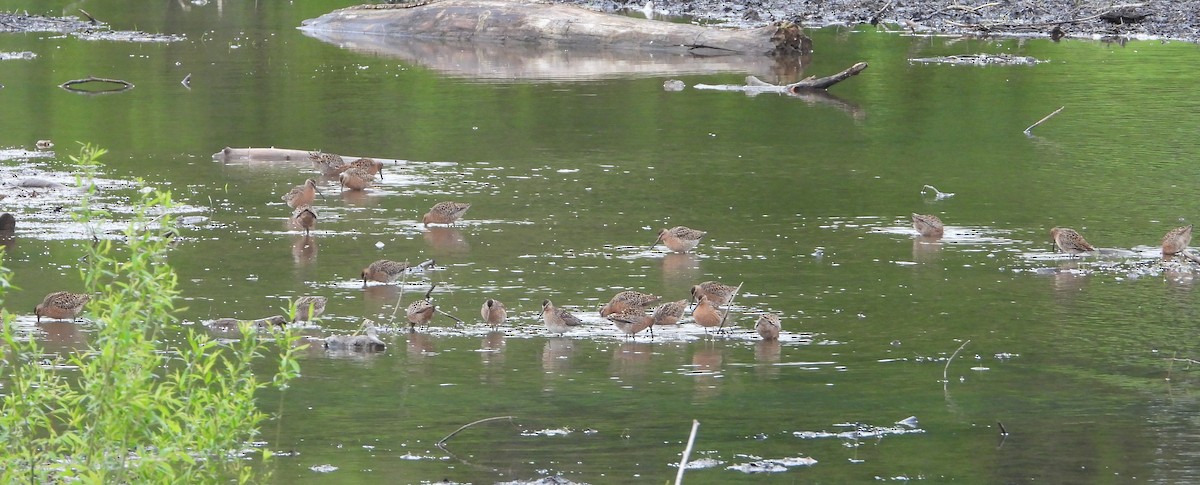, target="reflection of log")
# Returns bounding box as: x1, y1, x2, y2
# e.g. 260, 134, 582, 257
300, 29, 809, 81
693, 62, 868, 93
211, 147, 406, 165
59, 76, 134, 92
301, 0, 811, 56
